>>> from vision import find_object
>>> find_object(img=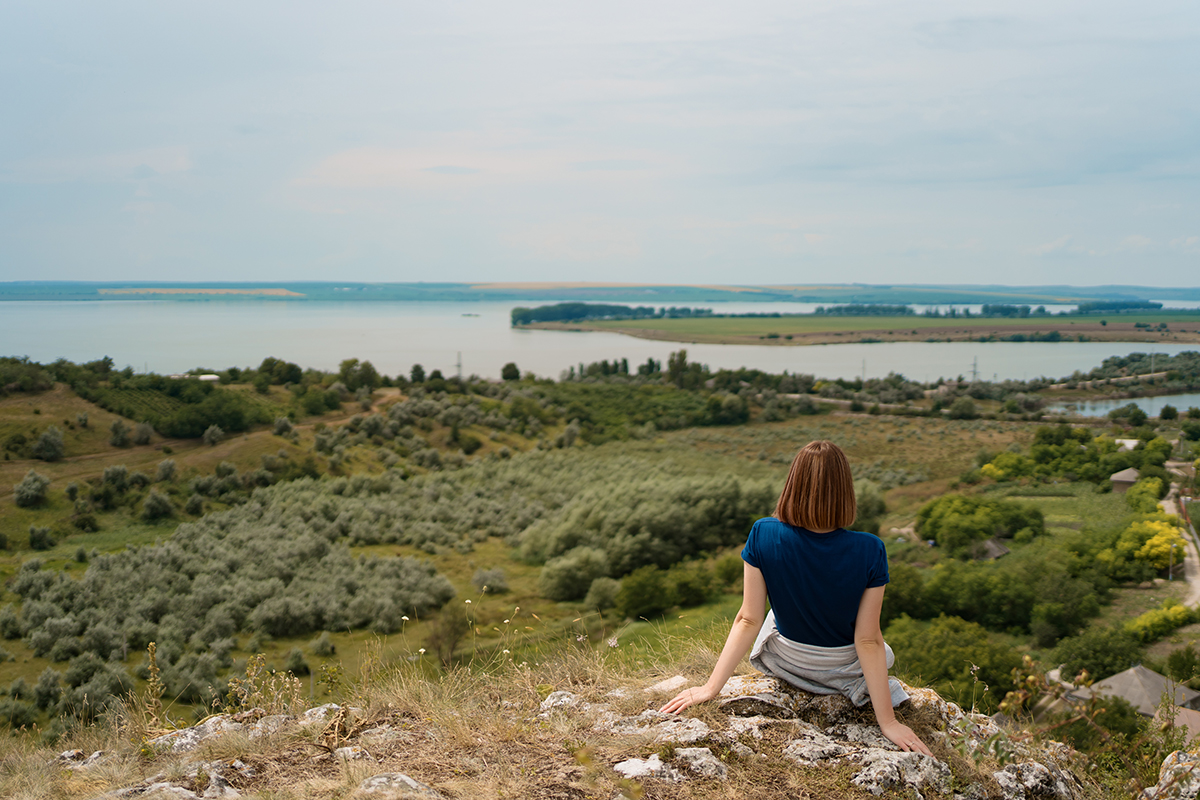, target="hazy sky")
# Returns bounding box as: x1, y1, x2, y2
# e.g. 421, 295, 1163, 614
2, 1, 1197, 285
